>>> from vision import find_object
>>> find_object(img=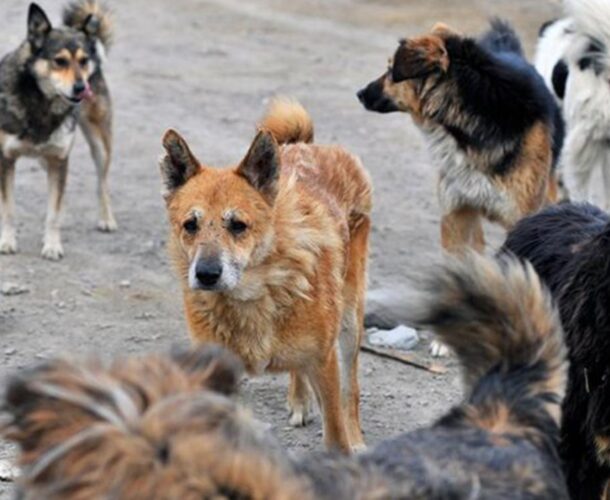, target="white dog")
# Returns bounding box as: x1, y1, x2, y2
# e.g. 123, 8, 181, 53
535, 0, 610, 208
